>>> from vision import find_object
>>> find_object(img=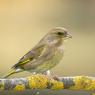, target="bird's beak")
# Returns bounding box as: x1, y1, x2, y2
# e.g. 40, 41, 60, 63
66, 33, 72, 39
